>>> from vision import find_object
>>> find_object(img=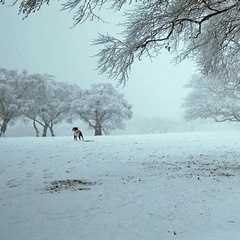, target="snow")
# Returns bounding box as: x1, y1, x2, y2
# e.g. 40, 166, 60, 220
1, 131, 240, 240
